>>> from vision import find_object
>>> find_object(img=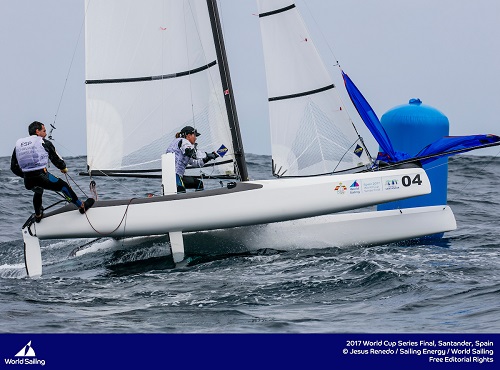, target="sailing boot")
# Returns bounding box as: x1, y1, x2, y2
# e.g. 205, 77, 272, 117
35, 206, 44, 223
79, 198, 95, 214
